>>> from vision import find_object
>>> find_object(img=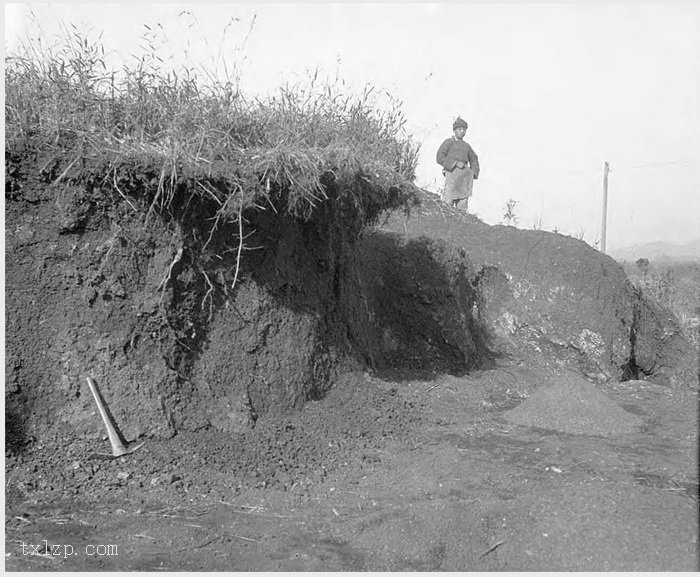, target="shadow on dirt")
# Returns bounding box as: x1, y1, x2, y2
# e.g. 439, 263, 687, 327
5, 402, 31, 456
349, 231, 497, 382
164, 194, 499, 428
